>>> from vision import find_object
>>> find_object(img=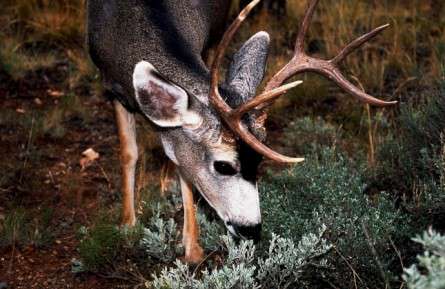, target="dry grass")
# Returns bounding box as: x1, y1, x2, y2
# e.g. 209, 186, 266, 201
1, 0, 85, 46
0, 0, 94, 87
1, 0, 442, 99
235, 0, 444, 101
0, 35, 58, 80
